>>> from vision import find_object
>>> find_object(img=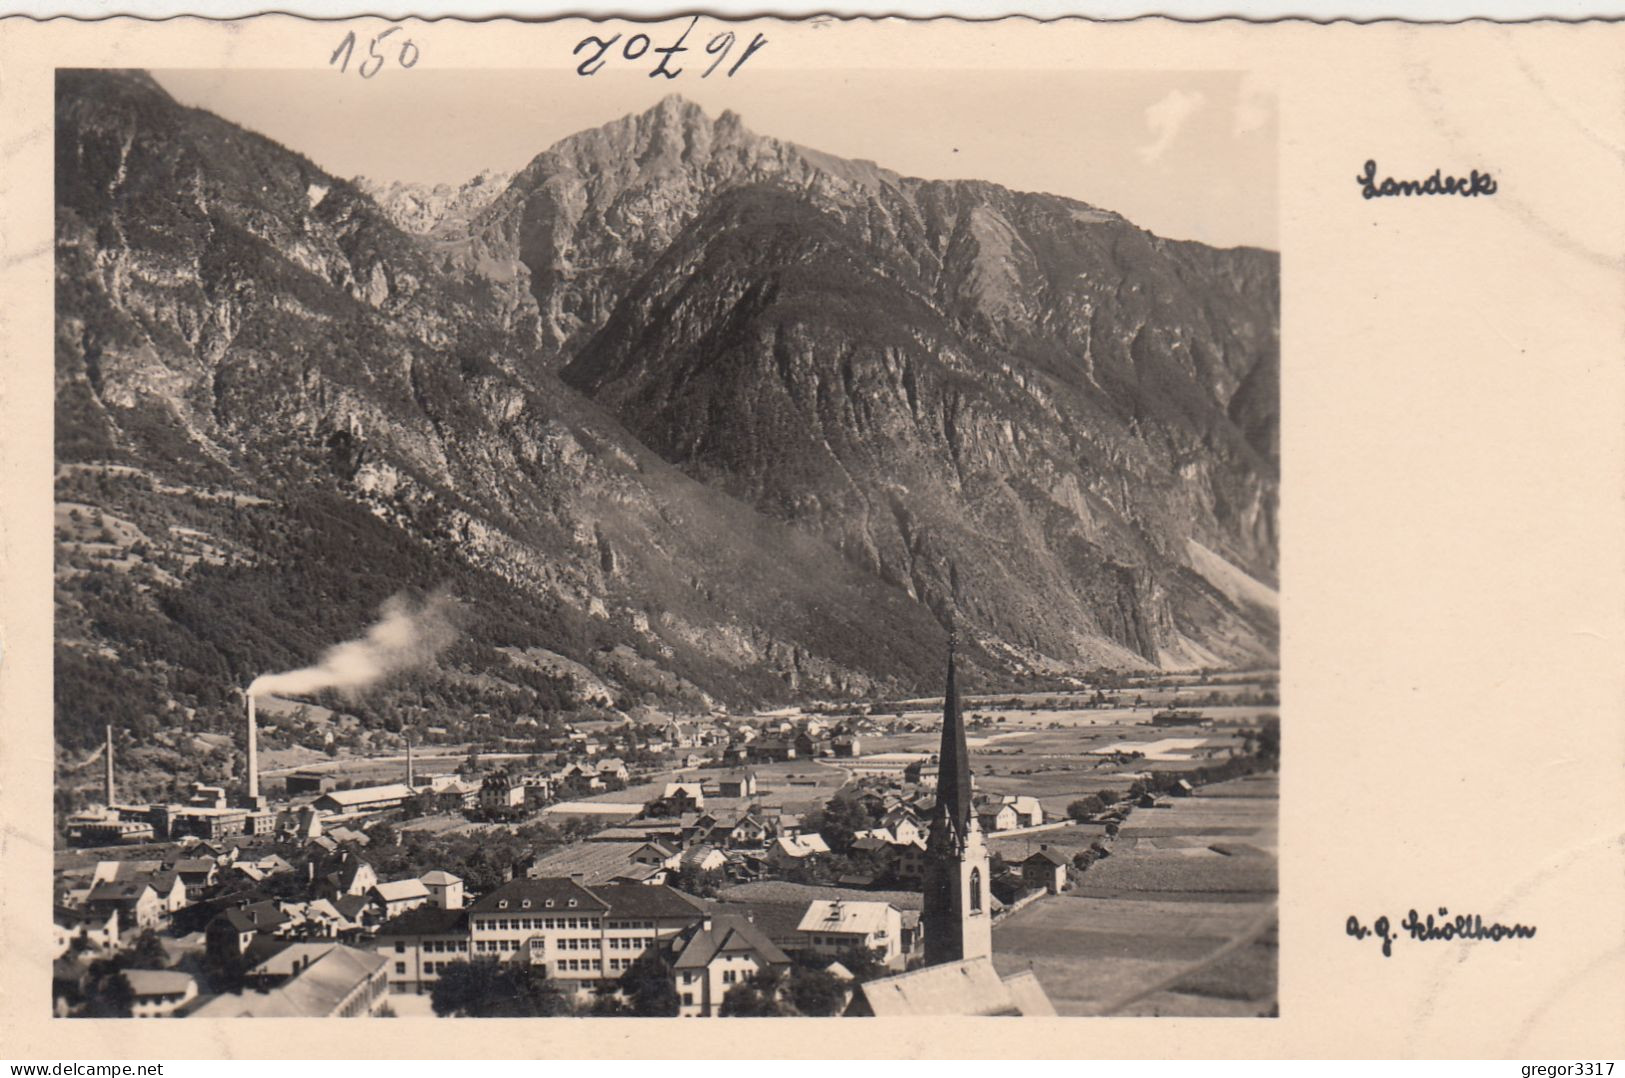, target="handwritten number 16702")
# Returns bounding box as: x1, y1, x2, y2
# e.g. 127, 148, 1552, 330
331, 28, 420, 79
574, 18, 766, 78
